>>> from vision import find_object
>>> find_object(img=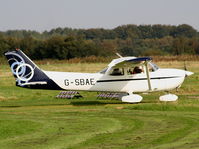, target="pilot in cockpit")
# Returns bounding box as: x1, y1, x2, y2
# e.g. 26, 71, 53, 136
129, 66, 143, 74
133, 66, 143, 74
